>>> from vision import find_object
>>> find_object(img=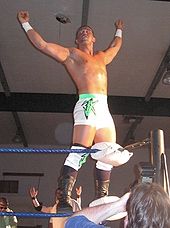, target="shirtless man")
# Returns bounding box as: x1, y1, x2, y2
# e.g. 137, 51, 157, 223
29, 186, 82, 228
17, 11, 131, 213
